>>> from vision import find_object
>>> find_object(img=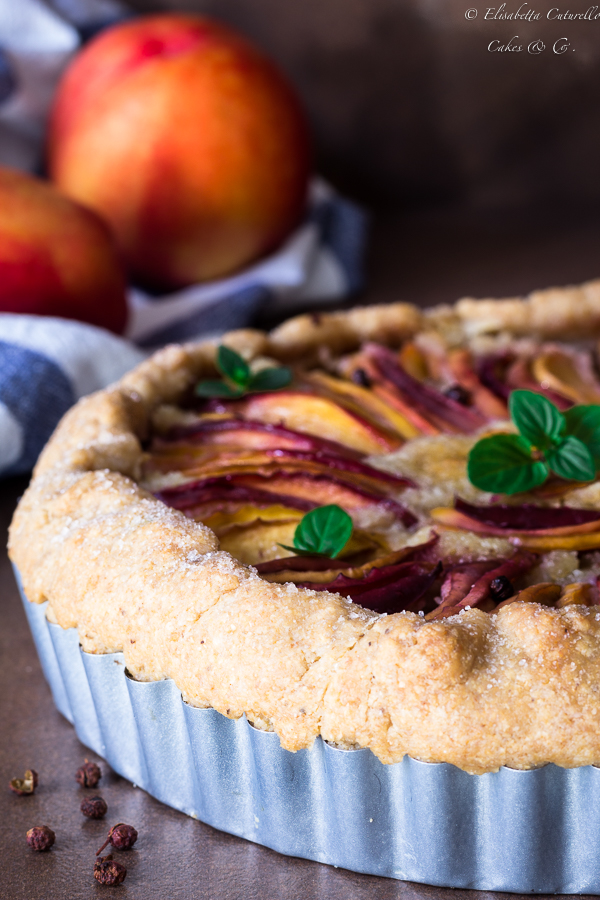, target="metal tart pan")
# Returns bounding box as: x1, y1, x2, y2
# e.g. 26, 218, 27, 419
16, 569, 600, 893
